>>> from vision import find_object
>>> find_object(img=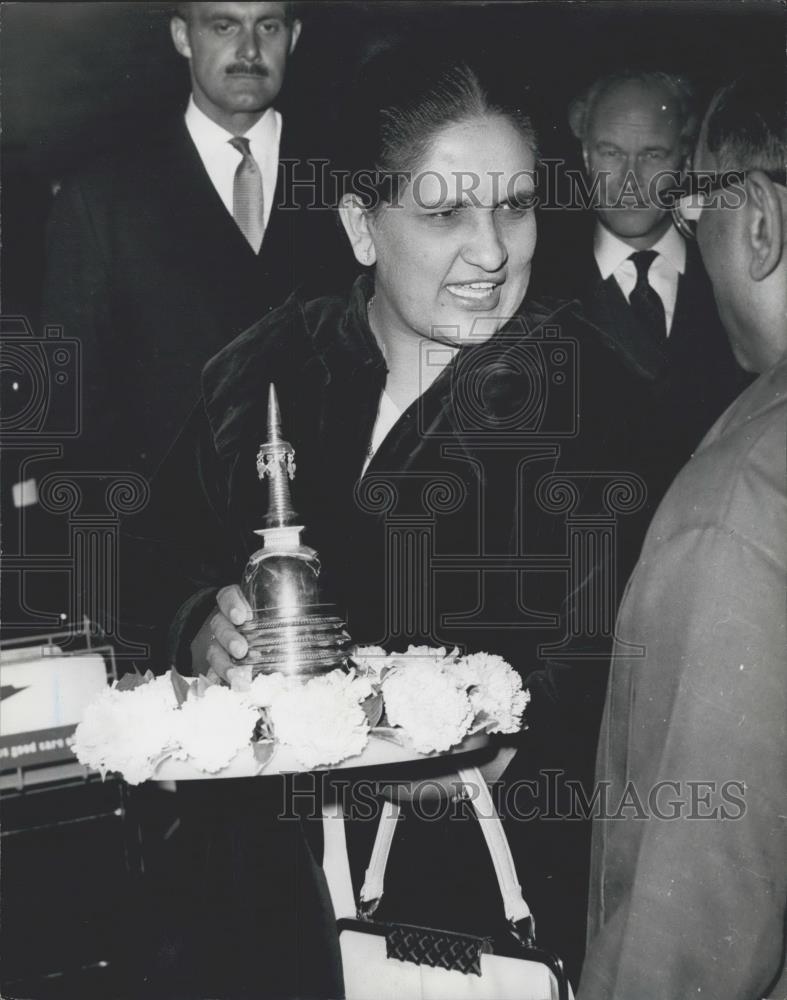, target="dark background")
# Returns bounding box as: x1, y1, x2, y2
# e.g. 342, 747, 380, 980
0, 4, 784, 998
2, 0, 785, 318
